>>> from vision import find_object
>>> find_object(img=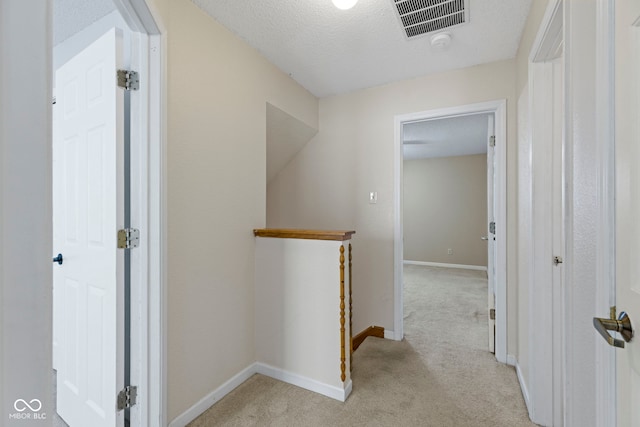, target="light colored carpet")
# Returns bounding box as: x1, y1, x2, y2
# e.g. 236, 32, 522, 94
188, 265, 536, 427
